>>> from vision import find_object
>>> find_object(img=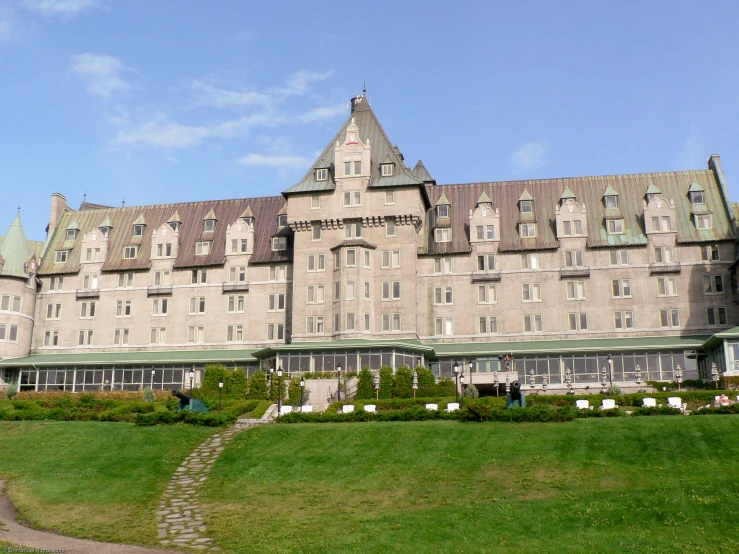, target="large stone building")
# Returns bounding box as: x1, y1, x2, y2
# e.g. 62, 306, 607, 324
2, 92, 739, 392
